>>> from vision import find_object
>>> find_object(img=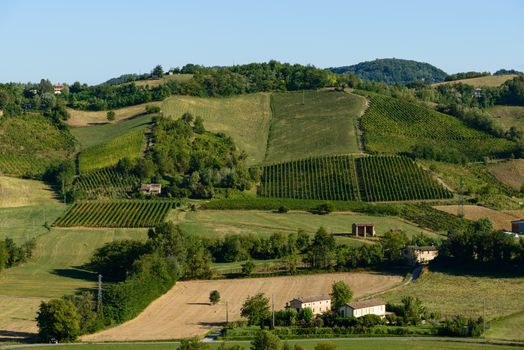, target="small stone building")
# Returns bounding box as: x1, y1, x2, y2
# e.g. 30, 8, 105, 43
289, 295, 331, 315
338, 299, 386, 318
140, 183, 162, 196
402, 245, 438, 265
352, 223, 375, 237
